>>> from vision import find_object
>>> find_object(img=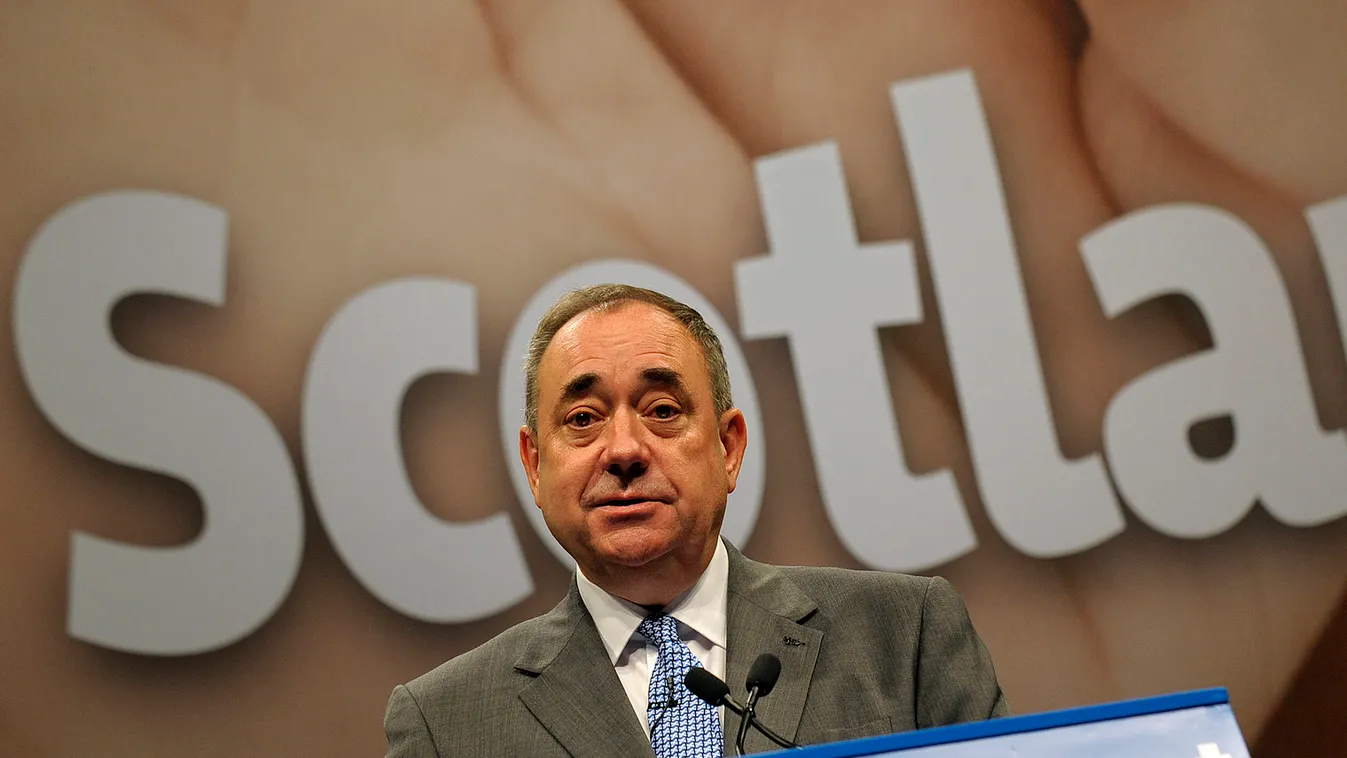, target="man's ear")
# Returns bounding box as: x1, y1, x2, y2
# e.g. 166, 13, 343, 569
518, 425, 542, 503
718, 409, 748, 493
